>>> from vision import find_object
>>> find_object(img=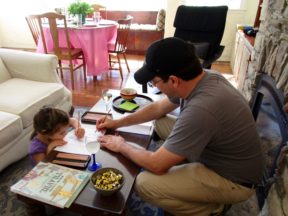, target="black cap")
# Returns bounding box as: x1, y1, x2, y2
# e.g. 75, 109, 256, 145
134, 37, 197, 84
